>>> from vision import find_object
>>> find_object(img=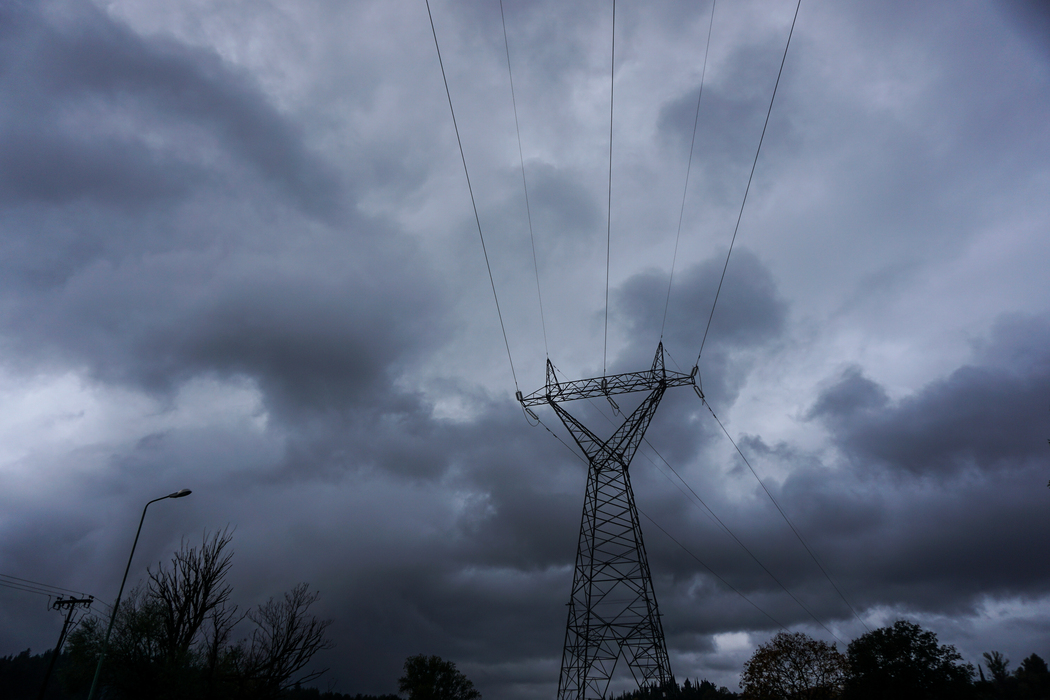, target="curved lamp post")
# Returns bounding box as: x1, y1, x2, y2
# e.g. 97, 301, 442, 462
86, 489, 192, 700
